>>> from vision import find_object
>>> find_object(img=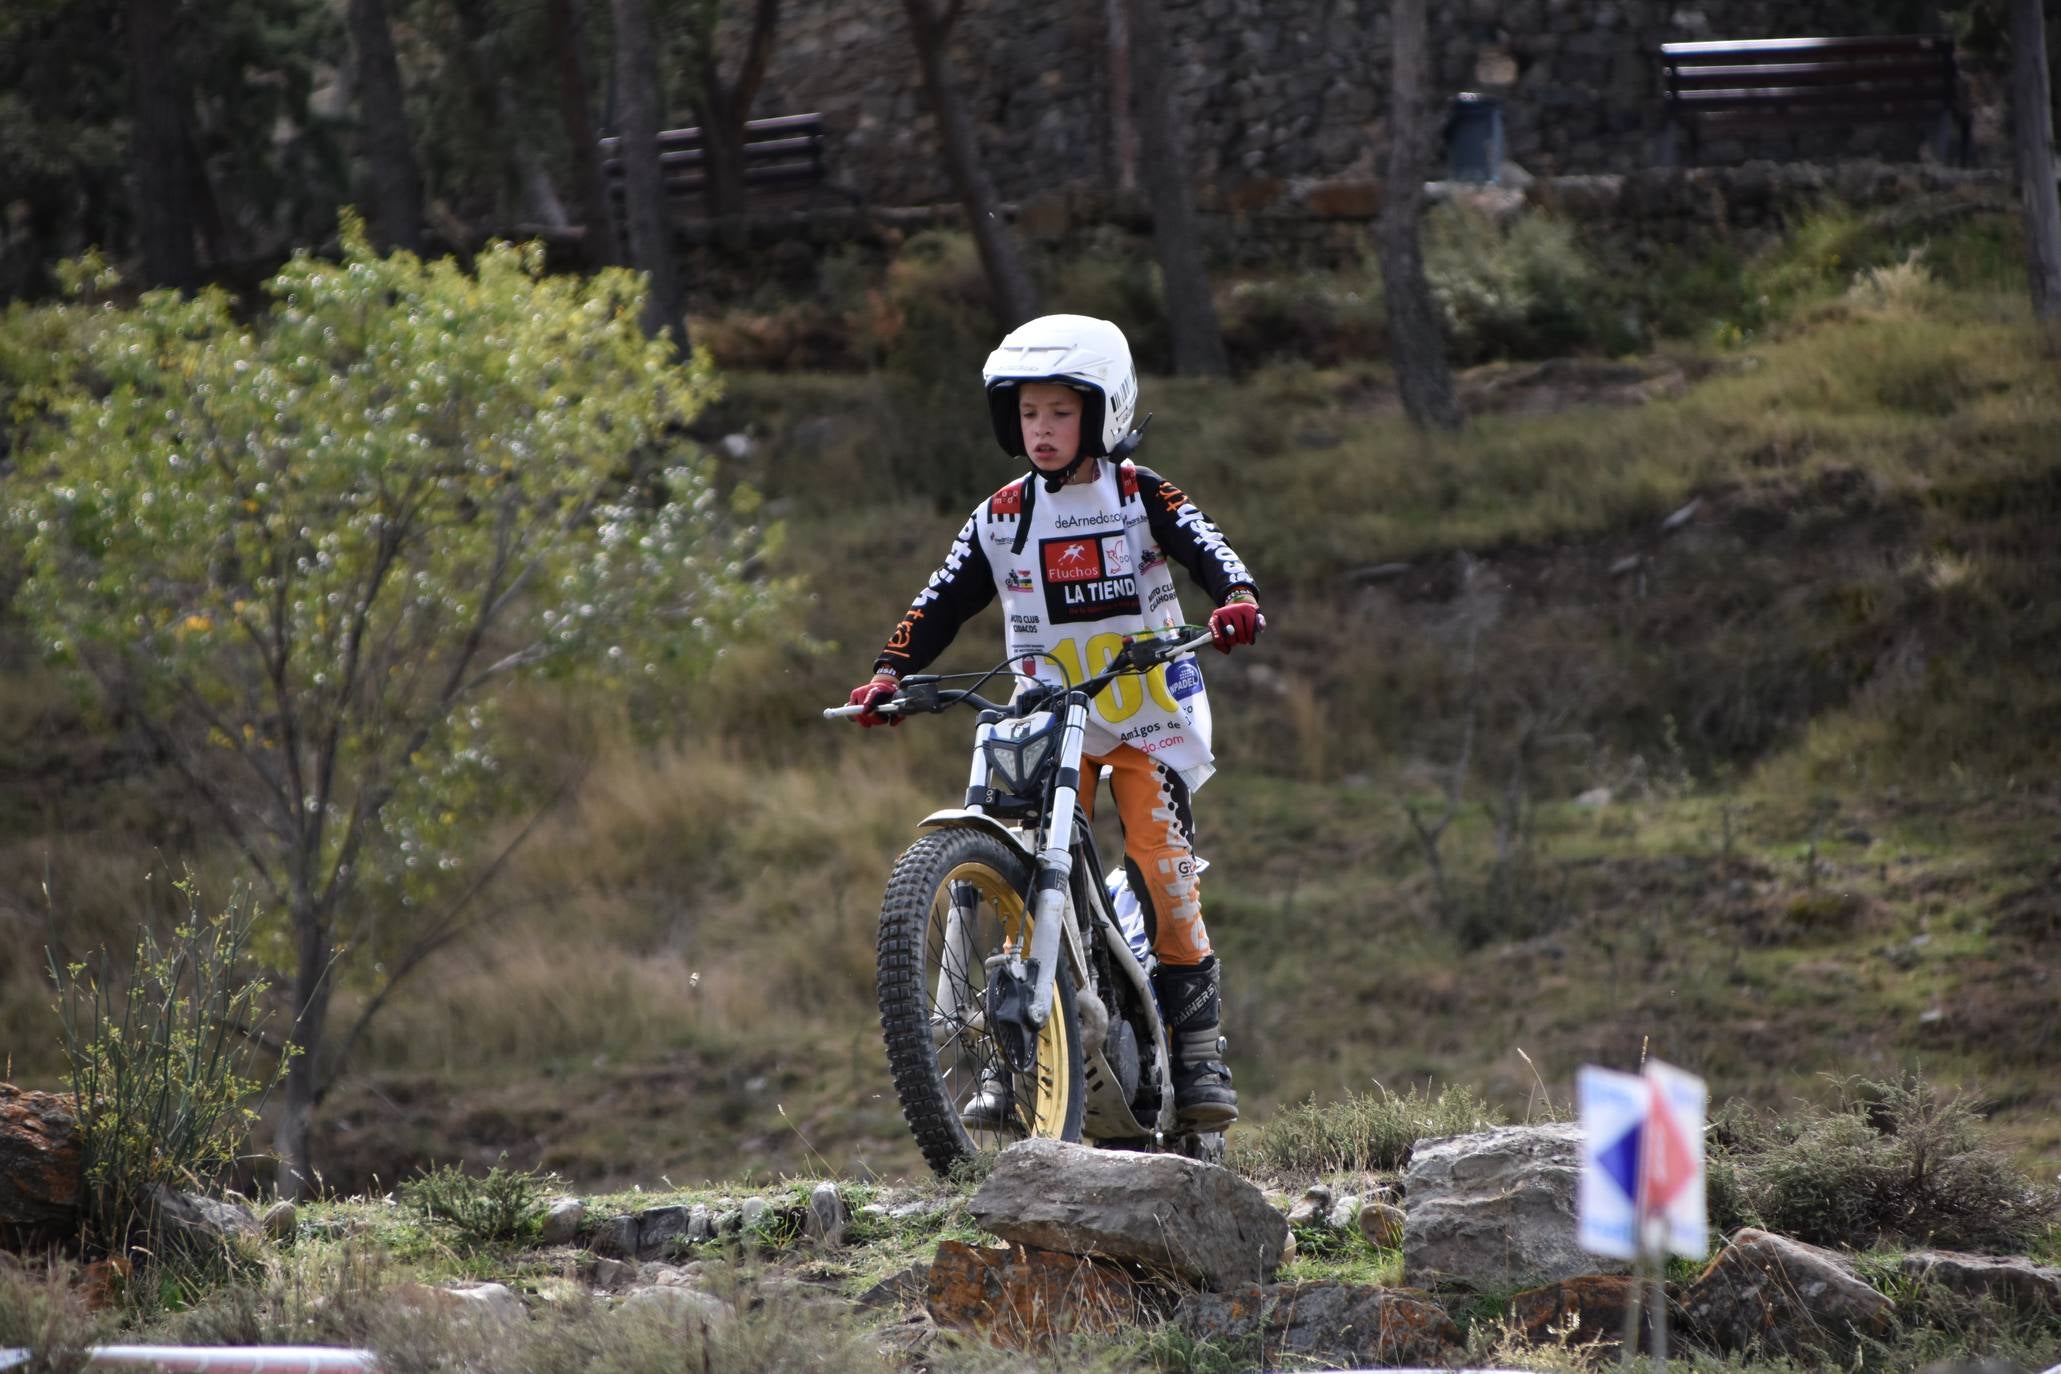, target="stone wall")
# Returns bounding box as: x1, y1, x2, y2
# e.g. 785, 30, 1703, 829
736, 0, 1996, 210
667, 162, 2011, 307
